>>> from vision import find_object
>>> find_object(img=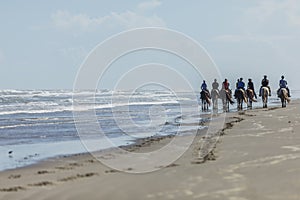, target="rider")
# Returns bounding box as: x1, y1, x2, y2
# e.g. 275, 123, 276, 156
247, 78, 257, 99
222, 79, 230, 90
235, 78, 246, 98
259, 75, 271, 97
201, 80, 210, 97
237, 78, 245, 90
212, 79, 219, 92
222, 79, 234, 104
278, 75, 291, 97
